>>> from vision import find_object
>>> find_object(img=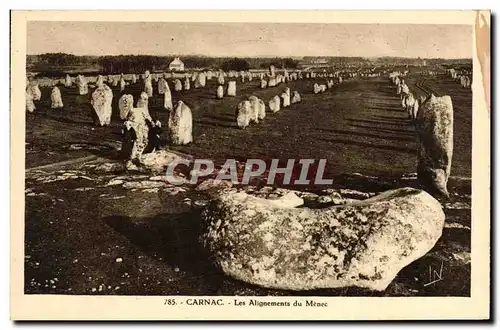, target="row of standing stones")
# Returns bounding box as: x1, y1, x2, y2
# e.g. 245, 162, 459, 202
198, 71, 454, 292
28, 68, 454, 292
